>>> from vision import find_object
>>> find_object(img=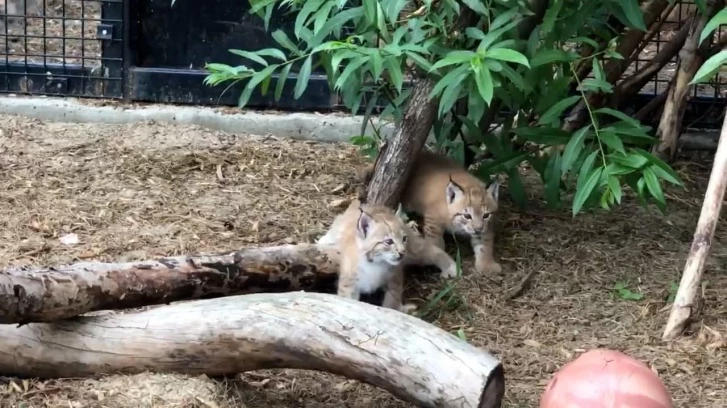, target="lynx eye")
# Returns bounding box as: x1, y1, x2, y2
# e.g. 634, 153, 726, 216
384, 238, 395, 246
483, 212, 491, 220
402, 235, 408, 243
462, 213, 472, 220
